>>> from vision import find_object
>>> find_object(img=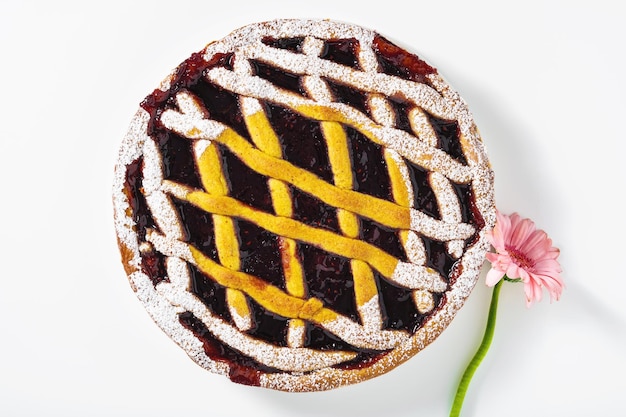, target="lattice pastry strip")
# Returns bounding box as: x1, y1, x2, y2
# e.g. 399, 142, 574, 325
242, 98, 309, 346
